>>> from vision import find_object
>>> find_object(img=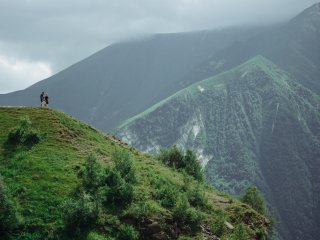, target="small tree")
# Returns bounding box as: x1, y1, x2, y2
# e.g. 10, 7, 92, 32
158, 146, 203, 182
158, 145, 185, 169
61, 193, 99, 238
82, 154, 104, 193
241, 186, 267, 215
184, 150, 203, 182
